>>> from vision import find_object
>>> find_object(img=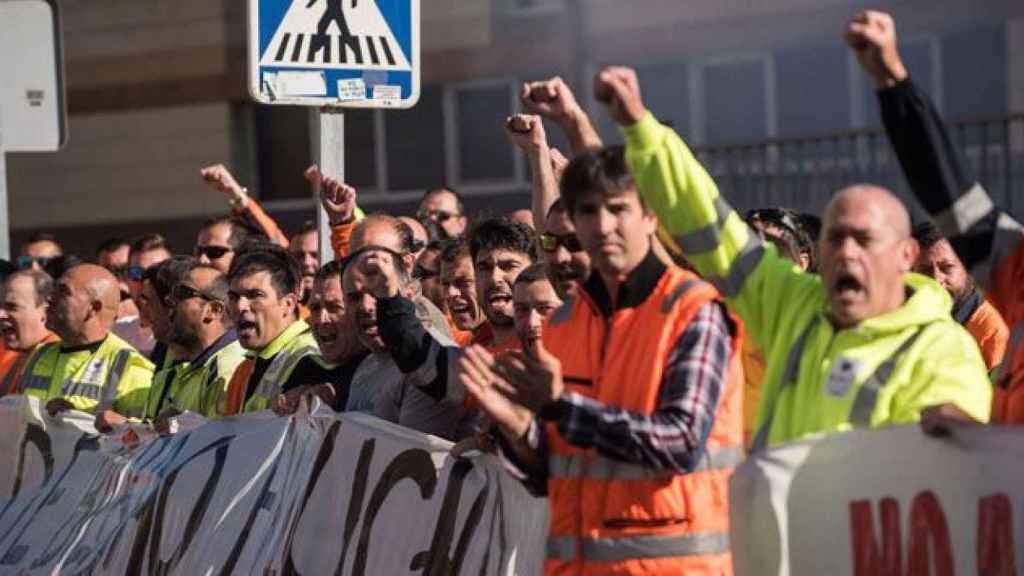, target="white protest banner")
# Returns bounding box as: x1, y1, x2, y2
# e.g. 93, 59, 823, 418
0, 396, 547, 574
729, 424, 1023, 575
